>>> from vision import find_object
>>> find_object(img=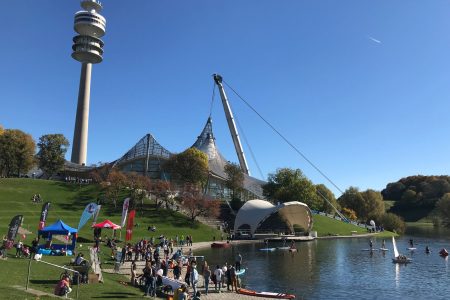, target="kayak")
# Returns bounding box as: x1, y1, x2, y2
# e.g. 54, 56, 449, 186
238, 288, 295, 299
211, 242, 232, 248
259, 248, 276, 252
236, 269, 246, 276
